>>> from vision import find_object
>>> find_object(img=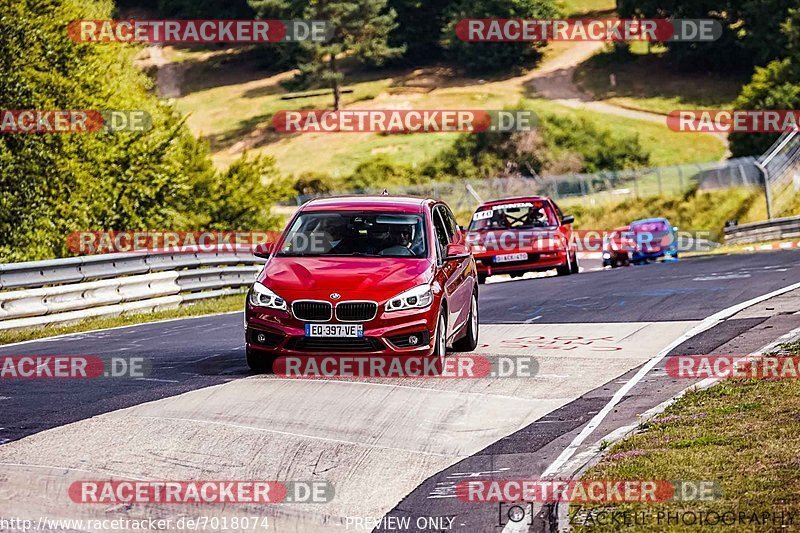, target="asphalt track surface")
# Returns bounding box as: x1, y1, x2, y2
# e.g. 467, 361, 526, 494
0, 250, 799, 532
